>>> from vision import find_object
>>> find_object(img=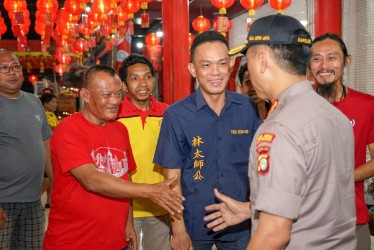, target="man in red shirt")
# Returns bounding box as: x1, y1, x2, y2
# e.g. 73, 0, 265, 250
310, 33, 374, 250
43, 65, 183, 250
